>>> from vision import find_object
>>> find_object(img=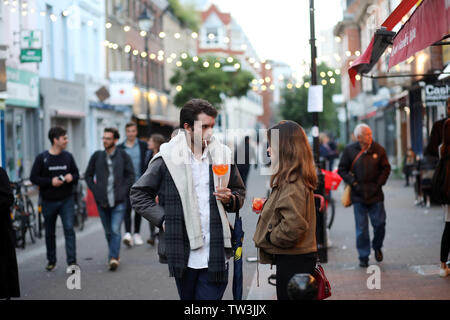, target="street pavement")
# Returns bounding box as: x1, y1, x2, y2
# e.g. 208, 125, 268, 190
14, 168, 450, 300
